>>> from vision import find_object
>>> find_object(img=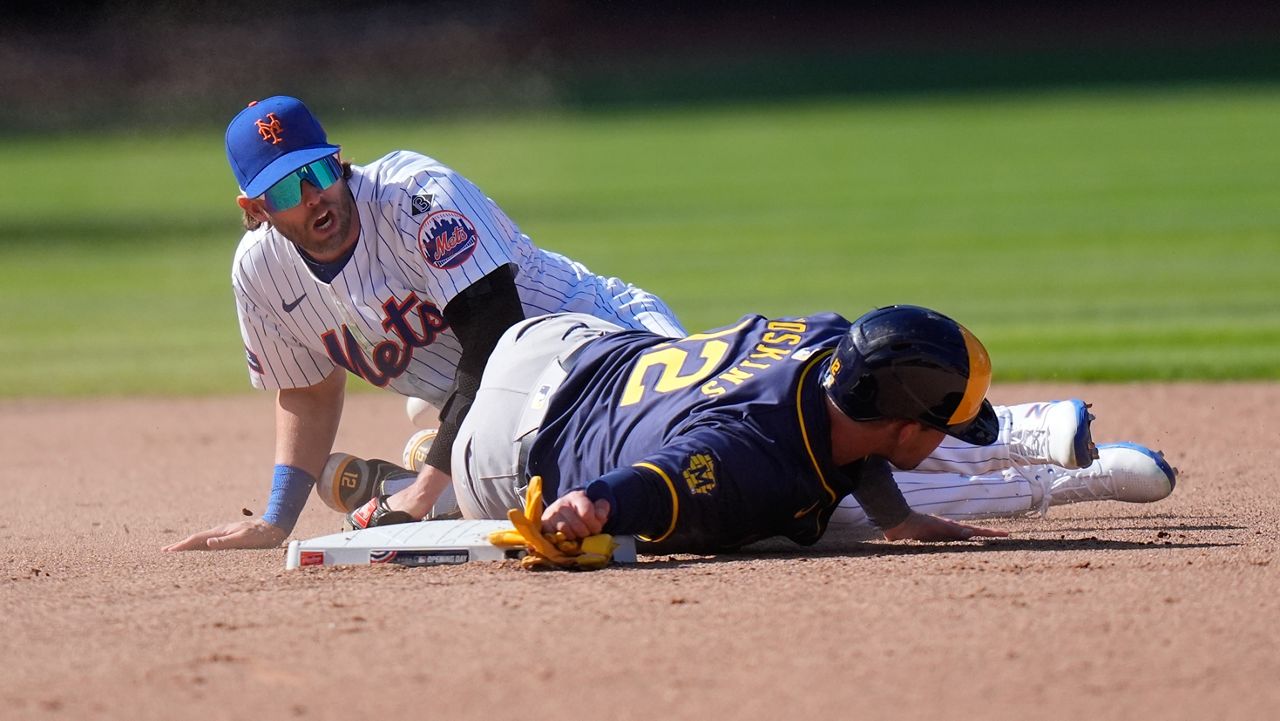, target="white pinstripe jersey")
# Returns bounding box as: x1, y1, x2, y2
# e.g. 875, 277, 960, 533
232, 150, 686, 406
